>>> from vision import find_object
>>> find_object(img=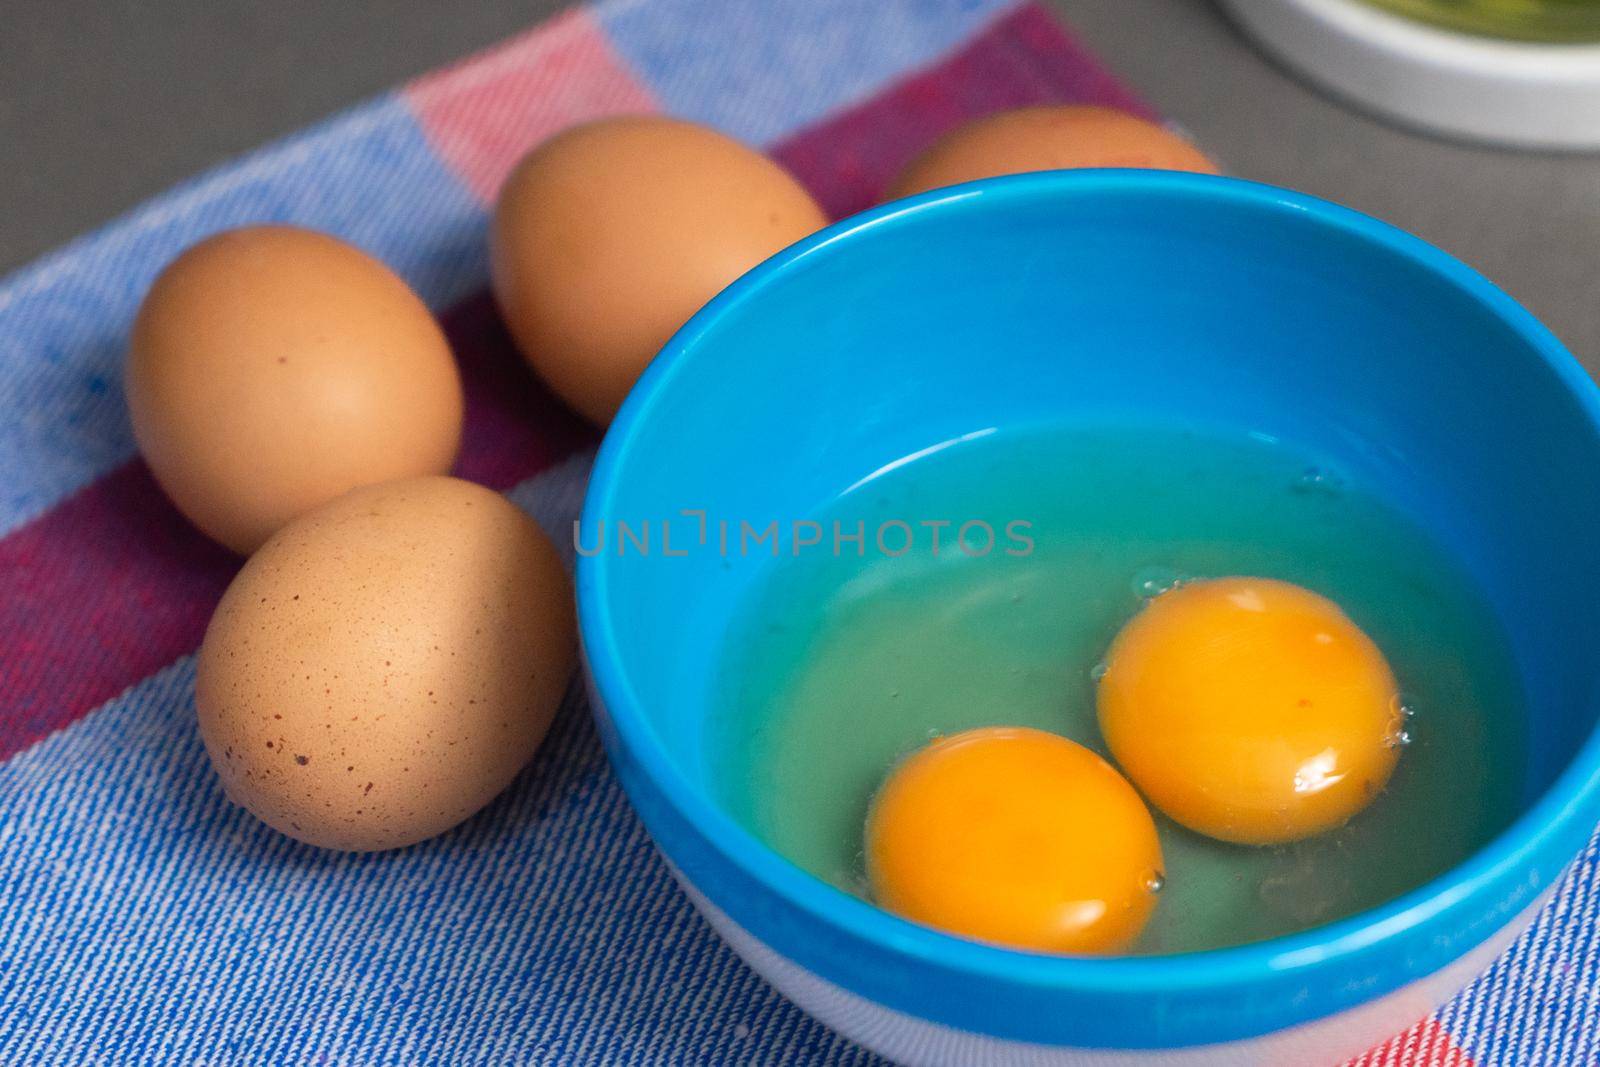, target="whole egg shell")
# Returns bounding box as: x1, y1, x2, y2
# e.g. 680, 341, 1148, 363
126, 225, 464, 554
886, 105, 1219, 200
195, 475, 574, 851
490, 115, 827, 425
